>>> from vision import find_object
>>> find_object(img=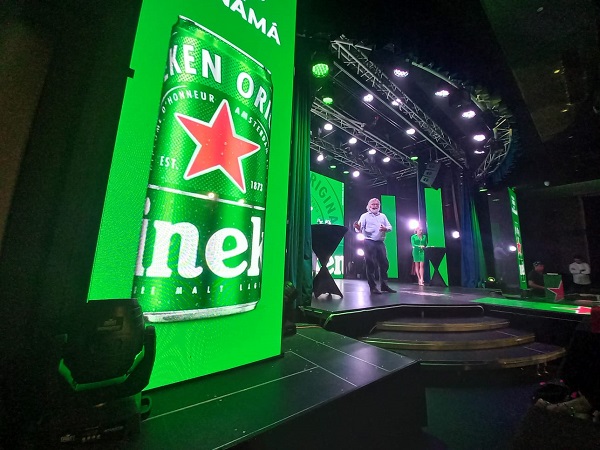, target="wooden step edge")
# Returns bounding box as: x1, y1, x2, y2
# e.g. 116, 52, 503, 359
375, 321, 509, 332
400, 347, 566, 371
361, 334, 535, 351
